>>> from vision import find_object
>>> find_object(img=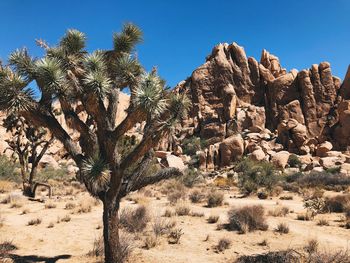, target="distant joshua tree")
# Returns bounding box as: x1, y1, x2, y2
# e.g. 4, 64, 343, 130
3, 113, 53, 197
0, 23, 190, 262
